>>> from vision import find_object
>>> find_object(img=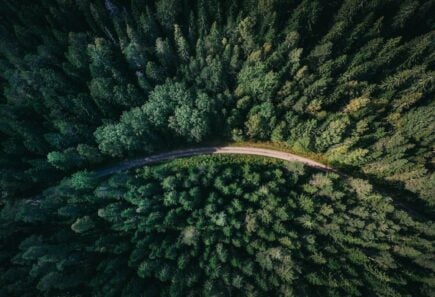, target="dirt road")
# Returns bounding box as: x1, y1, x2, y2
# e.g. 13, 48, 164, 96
96, 146, 335, 177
